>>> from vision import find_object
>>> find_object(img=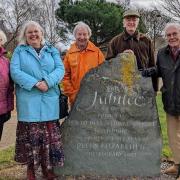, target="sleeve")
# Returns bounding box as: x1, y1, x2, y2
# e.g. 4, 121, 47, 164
7, 75, 14, 112
98, 48, 105, 64
148, 39, 155, 67
62, 54, 76, 97
155, 52, 160, 92
147, 39, 158, 92
156, 51, 162, 77
43, 48, 65, 88
10, 47, 39, 91
106, 39, 116, 60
